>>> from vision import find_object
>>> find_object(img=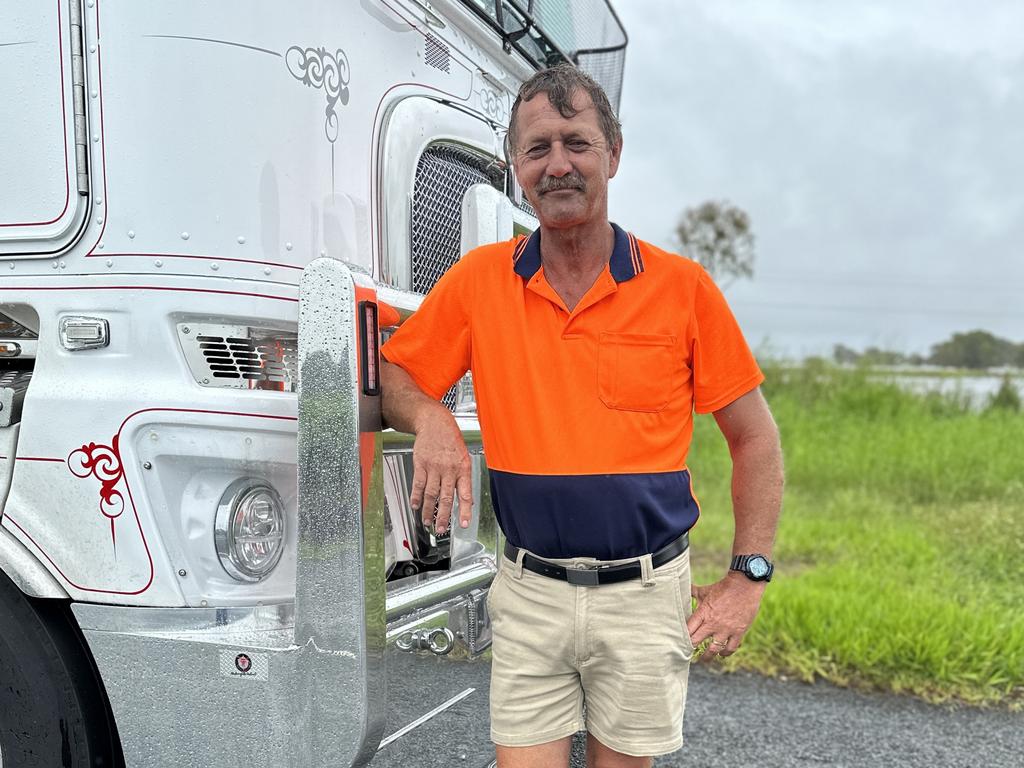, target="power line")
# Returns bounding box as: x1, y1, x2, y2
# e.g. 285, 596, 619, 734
731, 300, 1024, 318
750, 271, 1024, 291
